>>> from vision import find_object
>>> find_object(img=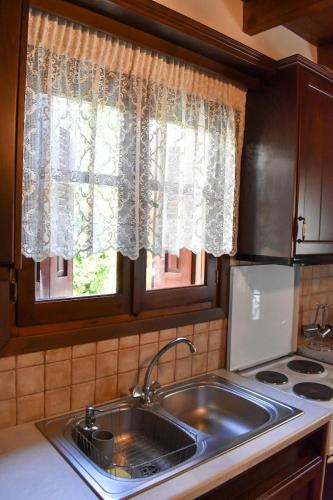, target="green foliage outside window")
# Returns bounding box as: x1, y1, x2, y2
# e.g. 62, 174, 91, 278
73, 250, 117, 296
